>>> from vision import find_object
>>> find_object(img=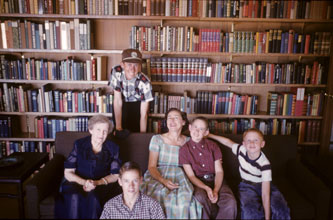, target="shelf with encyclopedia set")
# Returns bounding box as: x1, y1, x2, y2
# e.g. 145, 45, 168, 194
0, 1, 333, 155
